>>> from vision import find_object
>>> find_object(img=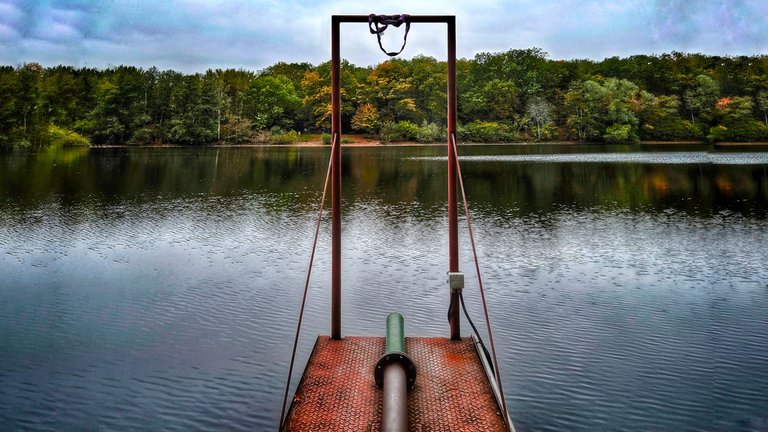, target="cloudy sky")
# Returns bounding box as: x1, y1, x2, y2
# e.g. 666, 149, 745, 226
1, 0, 766, 72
